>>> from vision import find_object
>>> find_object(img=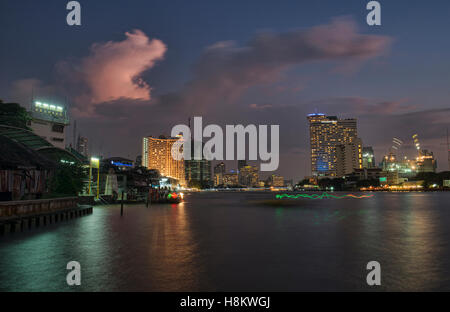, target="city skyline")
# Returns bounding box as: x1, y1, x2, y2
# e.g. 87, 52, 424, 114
1, 0, 450, 182
3, 0, 450, 295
